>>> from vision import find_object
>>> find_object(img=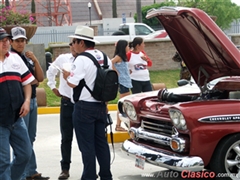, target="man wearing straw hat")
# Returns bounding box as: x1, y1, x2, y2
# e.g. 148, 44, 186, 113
63, 25, 113, 180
